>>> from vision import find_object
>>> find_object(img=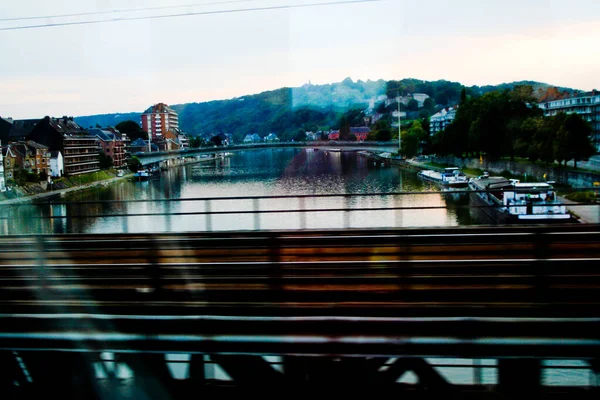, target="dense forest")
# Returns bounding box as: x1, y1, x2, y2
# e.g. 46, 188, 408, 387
74, 78, 580, 143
